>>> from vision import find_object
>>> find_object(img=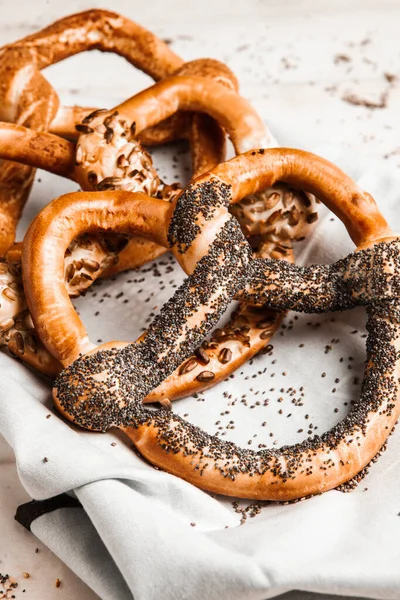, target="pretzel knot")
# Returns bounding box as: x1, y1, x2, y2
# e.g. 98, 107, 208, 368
22, 148, 398, 501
